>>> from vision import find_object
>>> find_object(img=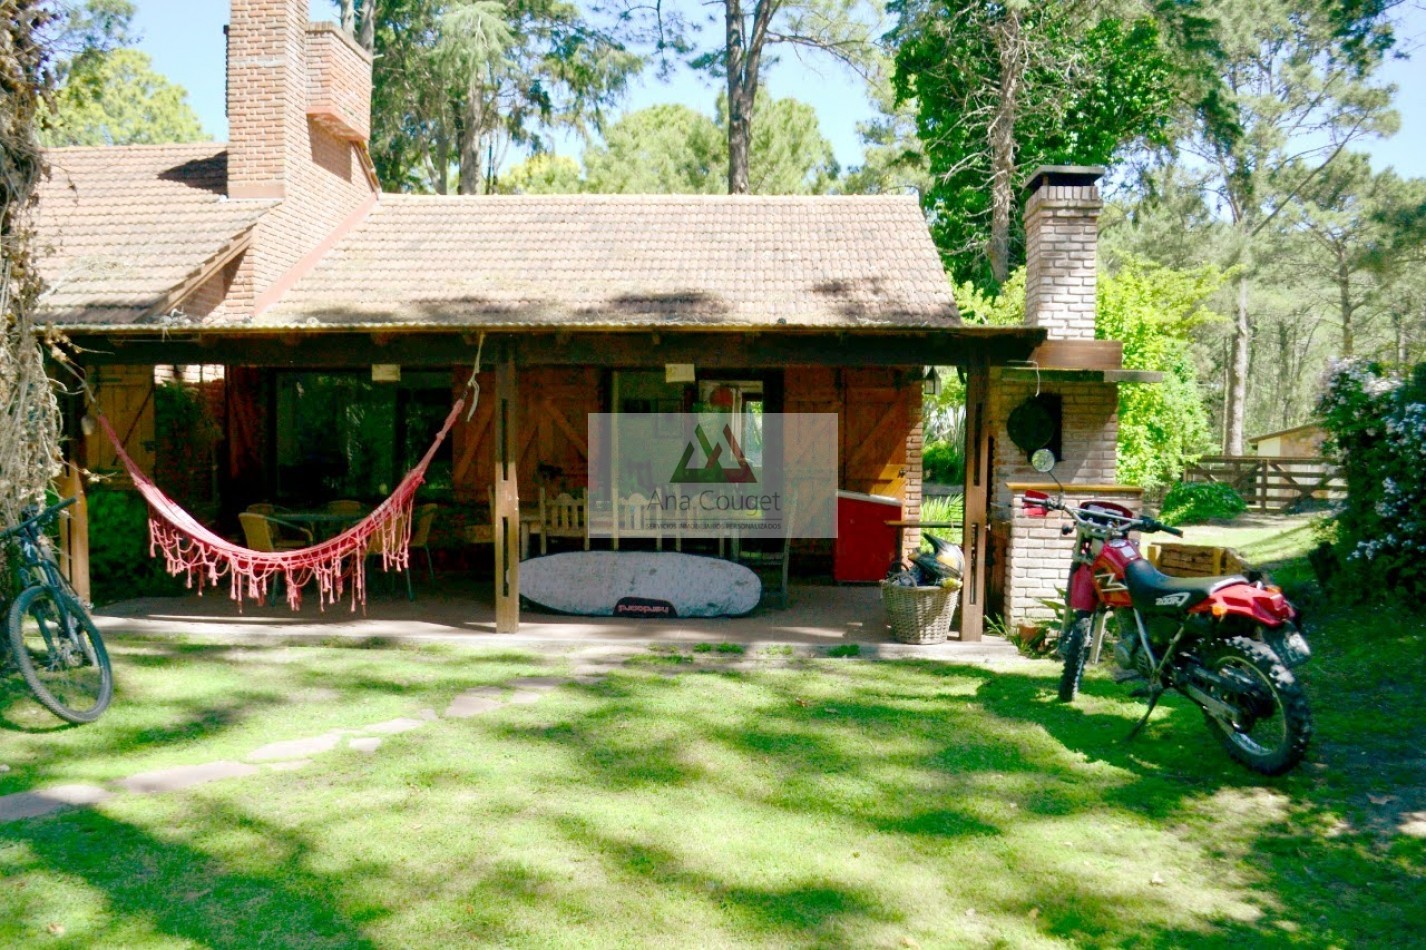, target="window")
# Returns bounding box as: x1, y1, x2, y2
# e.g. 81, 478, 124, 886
273, 371, 453, 503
